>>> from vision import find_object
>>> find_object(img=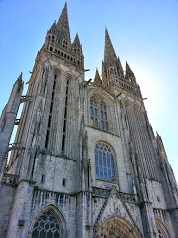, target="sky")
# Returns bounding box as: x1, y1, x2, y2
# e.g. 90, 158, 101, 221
0, 0, 178, 182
